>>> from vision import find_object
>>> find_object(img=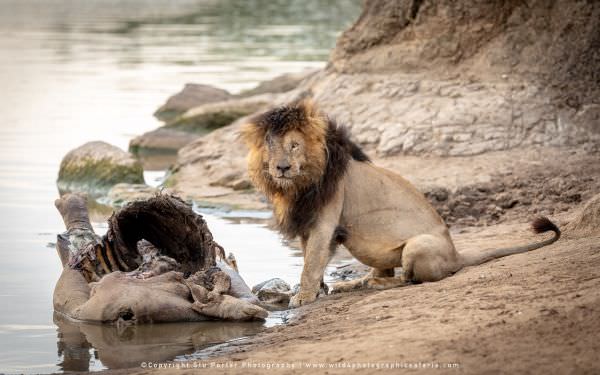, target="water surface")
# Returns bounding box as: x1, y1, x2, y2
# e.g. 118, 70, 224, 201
0, 0, 360, 372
